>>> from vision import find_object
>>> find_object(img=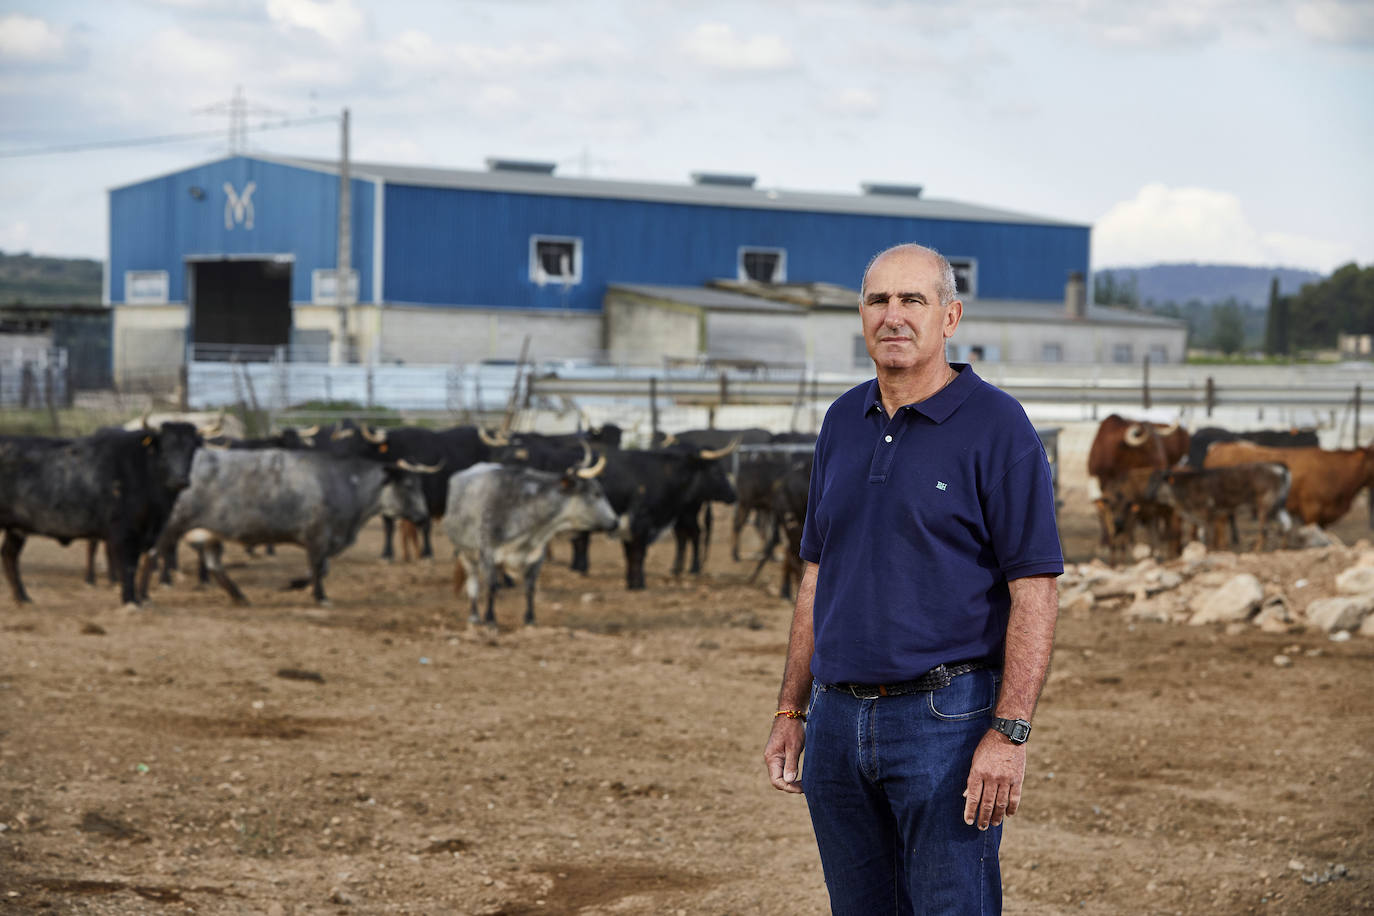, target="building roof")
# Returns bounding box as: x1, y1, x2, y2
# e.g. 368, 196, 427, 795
611, 282, 1187, 329
252, 154, 1085, 228
608, 283, 806, 314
